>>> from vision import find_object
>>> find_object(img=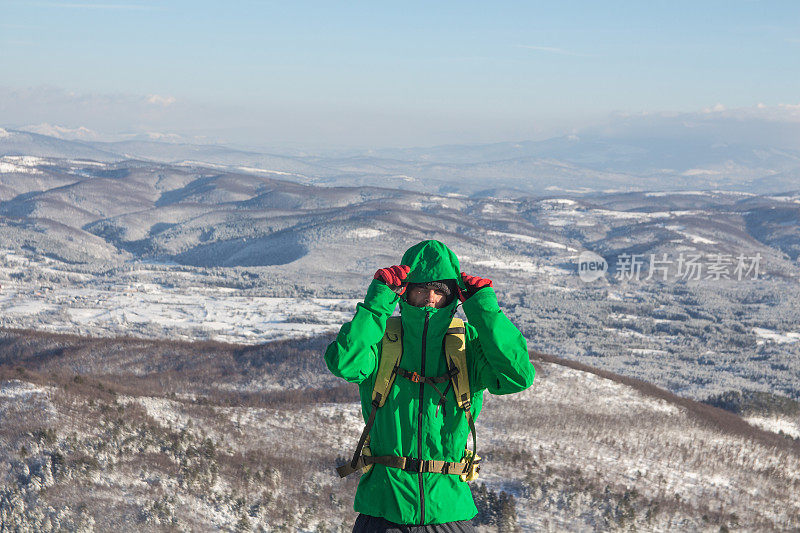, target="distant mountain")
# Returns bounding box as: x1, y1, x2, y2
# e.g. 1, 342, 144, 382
368, 135, 800, 171
4, 126, 800, 196
17, 123, 103, 141
1, 156, 799, 275
0, 129, 119, 162
89, 139, 330, 180
349, 135, 800, 194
